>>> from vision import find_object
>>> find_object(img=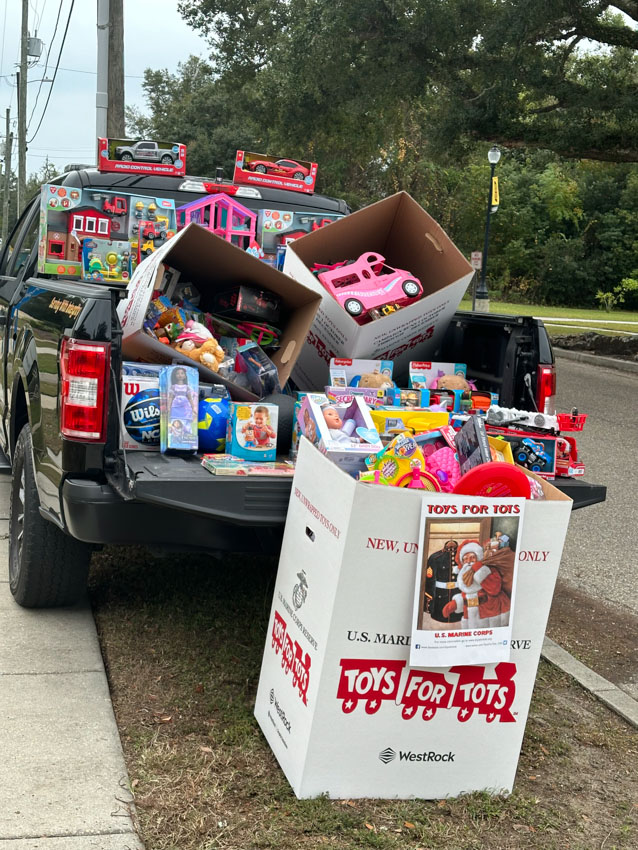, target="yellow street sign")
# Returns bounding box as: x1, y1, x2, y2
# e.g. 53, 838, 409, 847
491, 176, 500, 208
